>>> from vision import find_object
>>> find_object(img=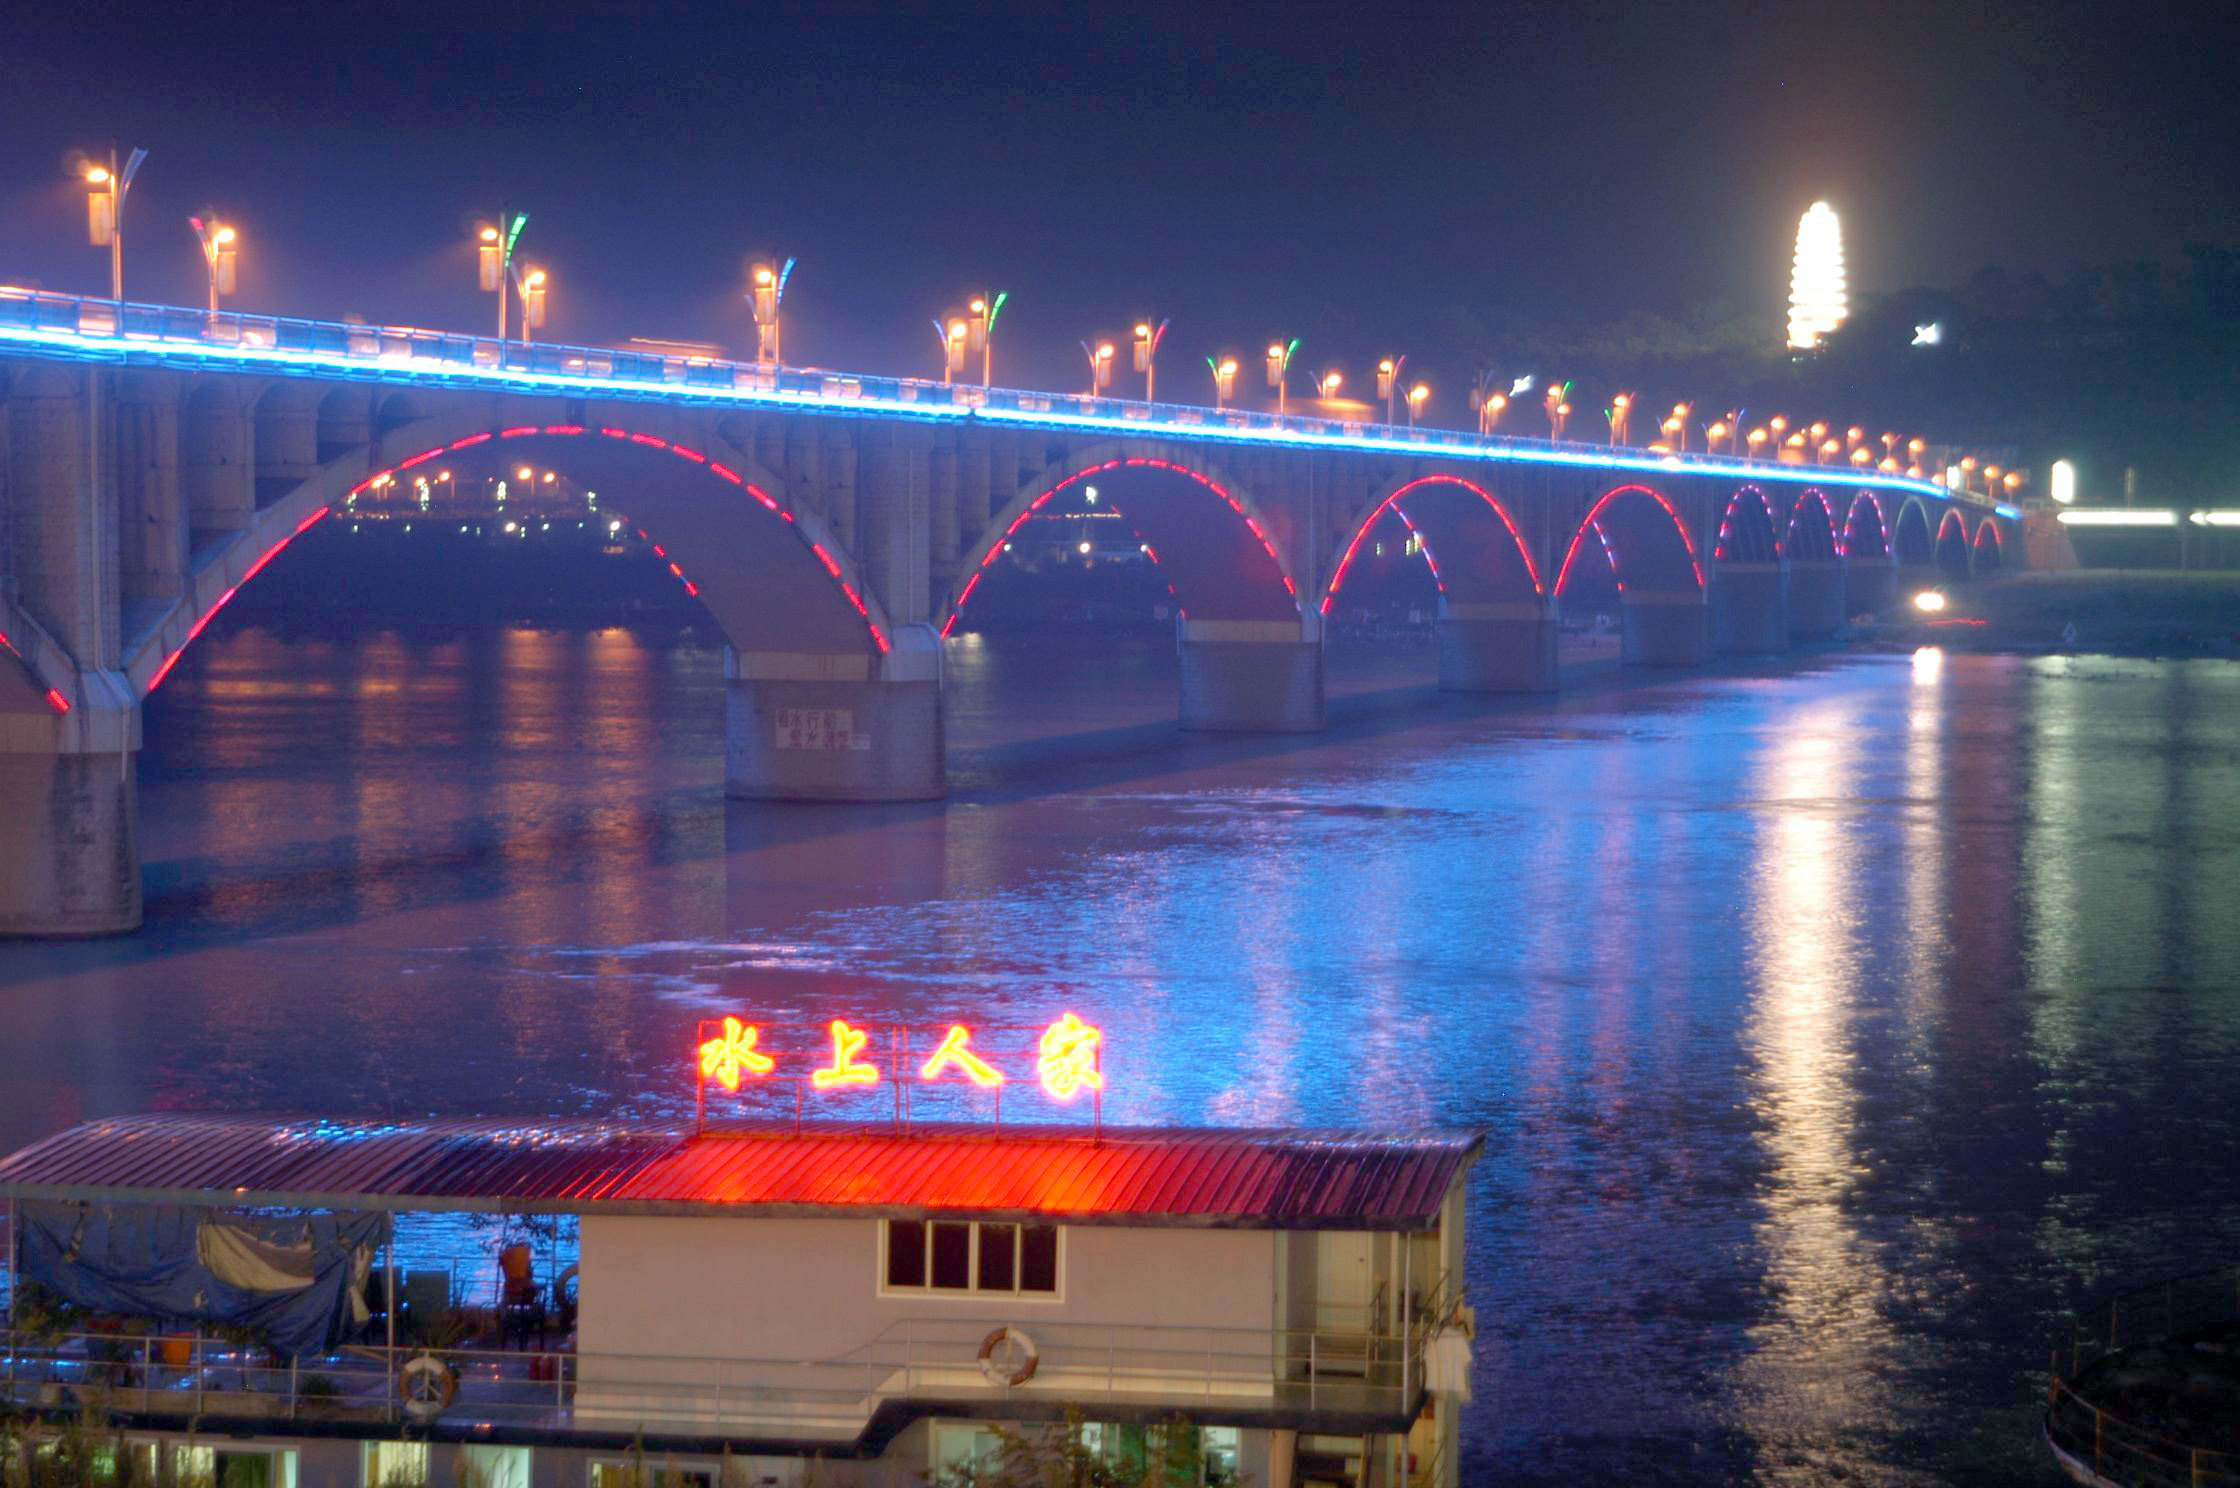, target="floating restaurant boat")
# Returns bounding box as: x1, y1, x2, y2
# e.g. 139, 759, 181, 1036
0, 1017, 1481, 1487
